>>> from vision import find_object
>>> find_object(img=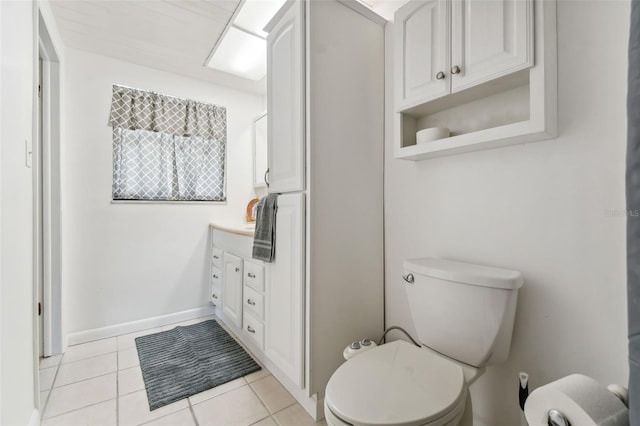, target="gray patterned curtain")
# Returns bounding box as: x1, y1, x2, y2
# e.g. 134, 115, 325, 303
109, 85, 227, 201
